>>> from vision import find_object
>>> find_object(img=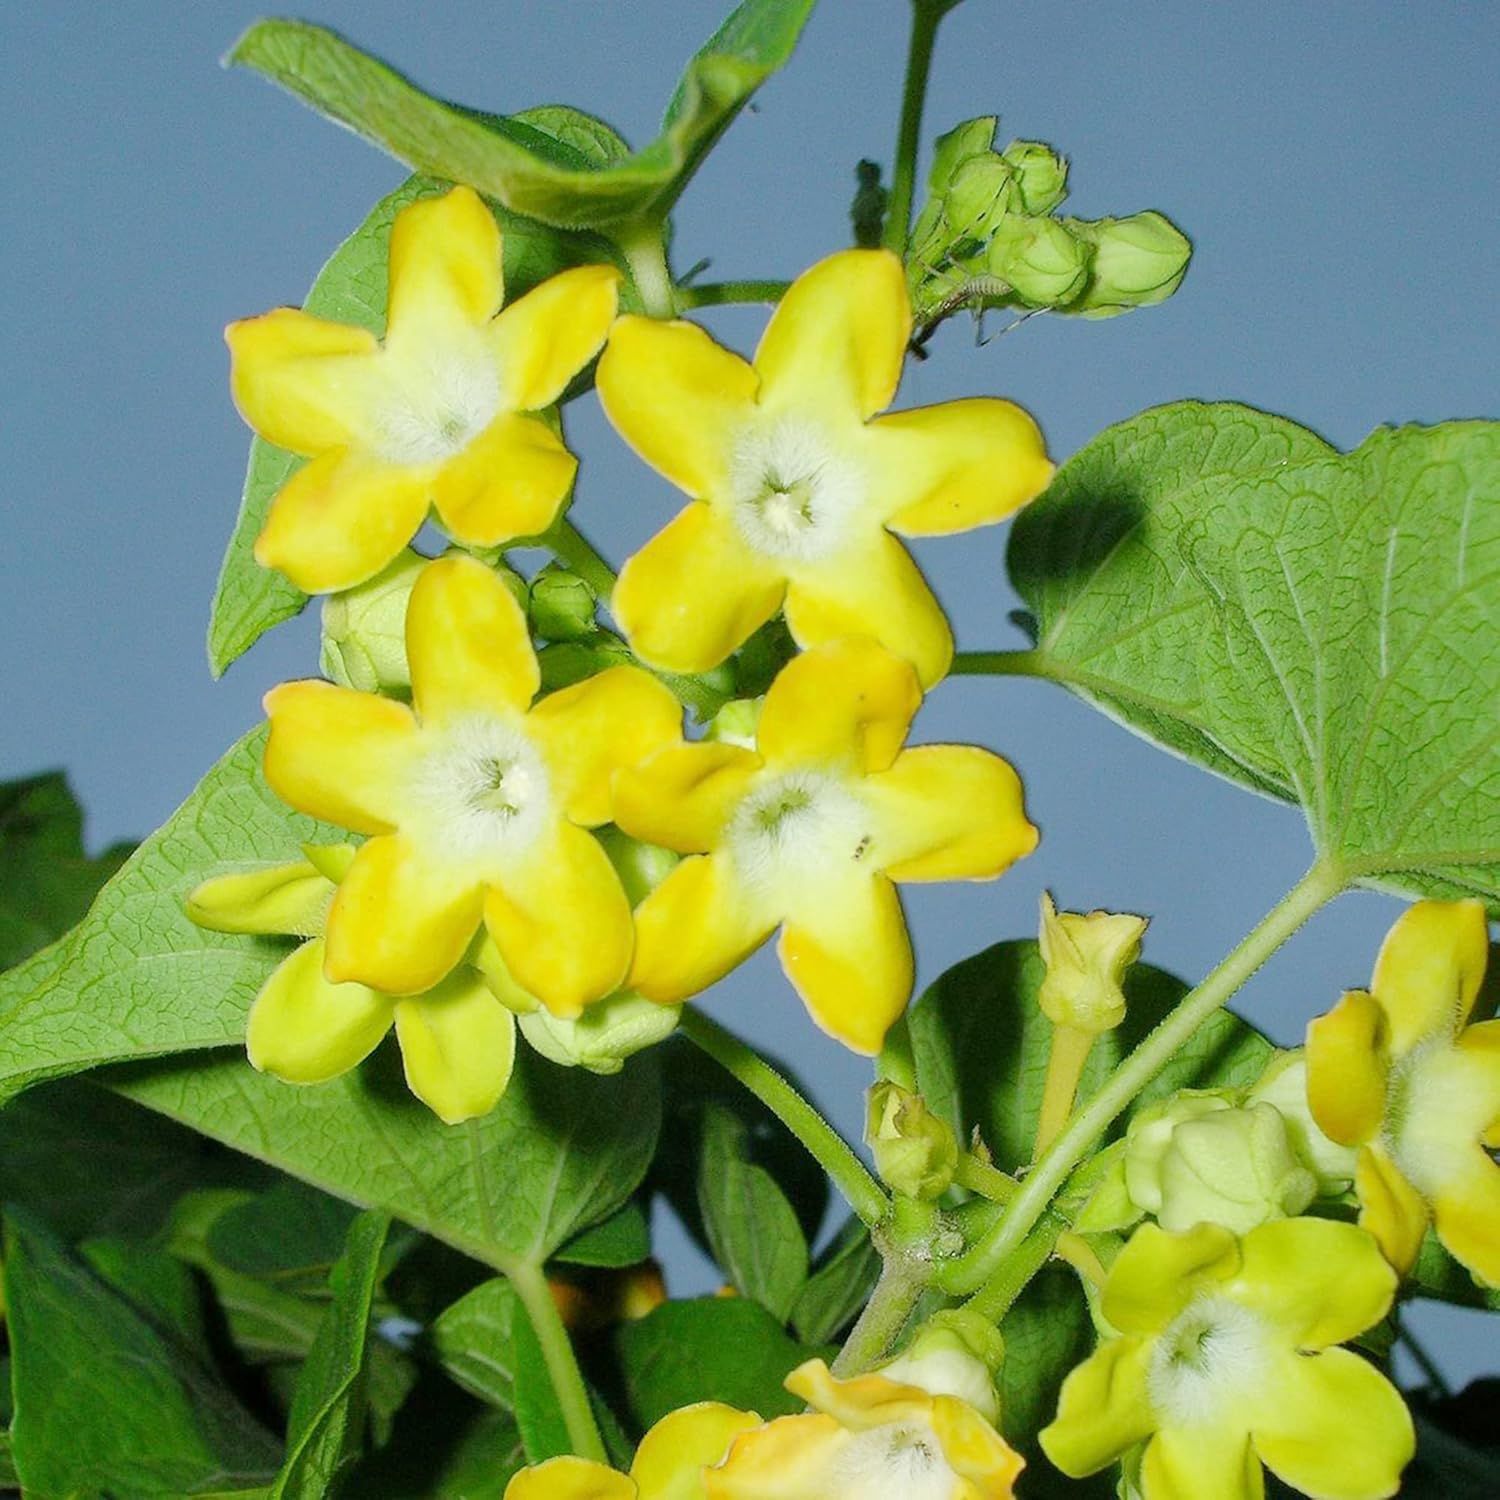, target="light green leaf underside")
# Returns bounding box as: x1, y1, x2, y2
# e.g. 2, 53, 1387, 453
433, 1277, 522, 1412
789, 1214, 879, 1345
